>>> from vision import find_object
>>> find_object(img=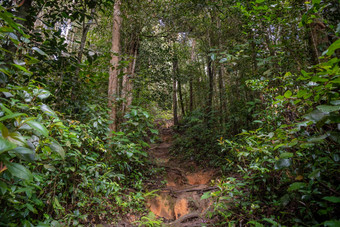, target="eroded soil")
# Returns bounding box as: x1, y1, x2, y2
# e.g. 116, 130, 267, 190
145, 123, 218, 226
